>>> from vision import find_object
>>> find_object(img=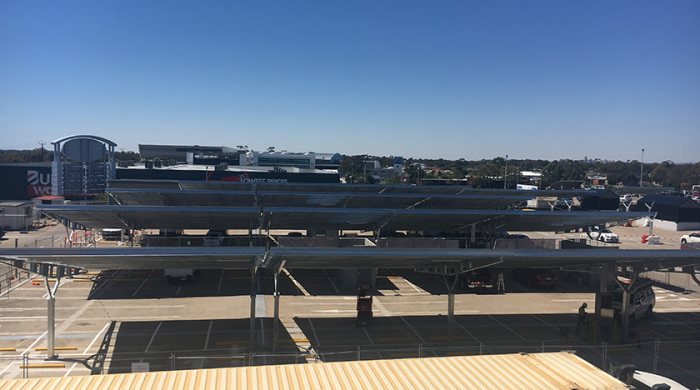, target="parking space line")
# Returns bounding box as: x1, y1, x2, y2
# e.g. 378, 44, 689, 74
657, 354, 700, 382
131, 271, 151, 297
87, 272, 115, 297
20, 331, 47, 356
635, 324, 666, 339
451, 319, 482, 344
42, 279, 71, 299
400, 317, 426, 344
143, 322, 162, 353
307, 319, 321, 346
401, 277, 427, 295
655, 313, 700, 332
283, 269, 310, 296
64, 321, 111, 377
529, 314, 564, 332
323, 270, 340, 294
216, 270, 224, 295
361, 327, 374, 346
0, 278, 32, 298
488, 315, 527, 341
0, 361, 16, 379
99, 305, 185, 310
204, 320, 213, 351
